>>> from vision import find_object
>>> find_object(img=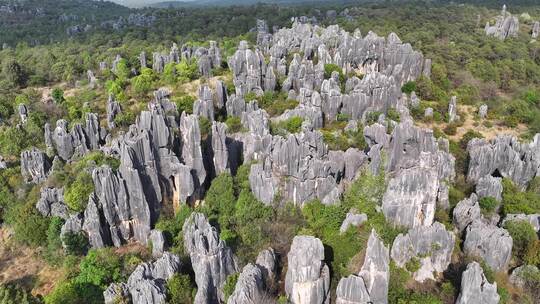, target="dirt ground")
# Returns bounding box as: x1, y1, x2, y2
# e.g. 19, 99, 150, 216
0, 228, 65, 296
416, 104, 527, 141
